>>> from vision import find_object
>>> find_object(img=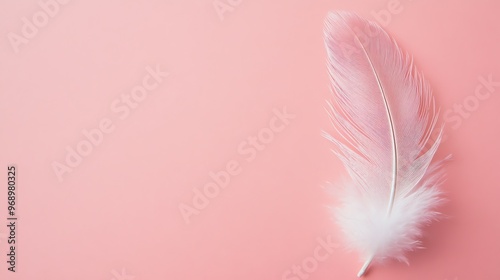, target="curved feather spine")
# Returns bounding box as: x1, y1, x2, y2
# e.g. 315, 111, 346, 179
350, 30, 399, 217
323, 11, 447, 277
